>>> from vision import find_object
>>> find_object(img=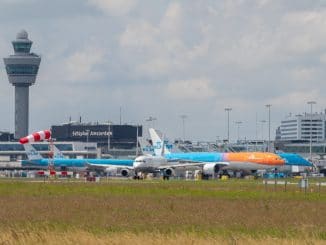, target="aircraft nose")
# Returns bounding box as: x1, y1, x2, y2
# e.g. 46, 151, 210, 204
133, 161, 140, 168
133, 159, 145, 169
